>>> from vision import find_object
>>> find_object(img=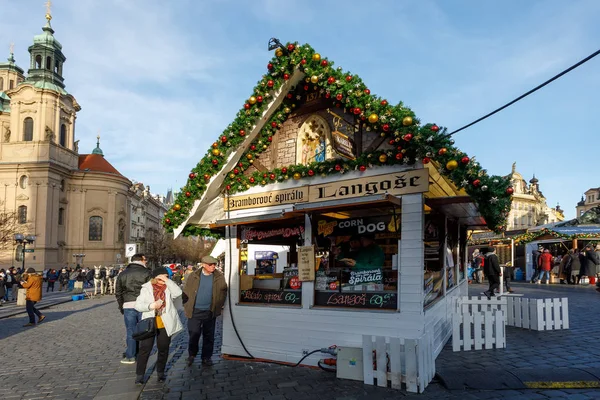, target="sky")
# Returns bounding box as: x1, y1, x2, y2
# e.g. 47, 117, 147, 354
1, 0, 599, 219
